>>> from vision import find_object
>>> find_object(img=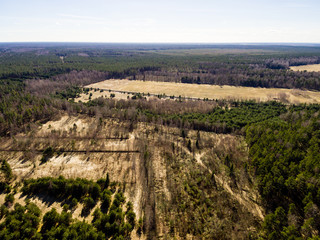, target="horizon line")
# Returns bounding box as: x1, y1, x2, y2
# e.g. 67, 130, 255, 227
1, 41, 320, 45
